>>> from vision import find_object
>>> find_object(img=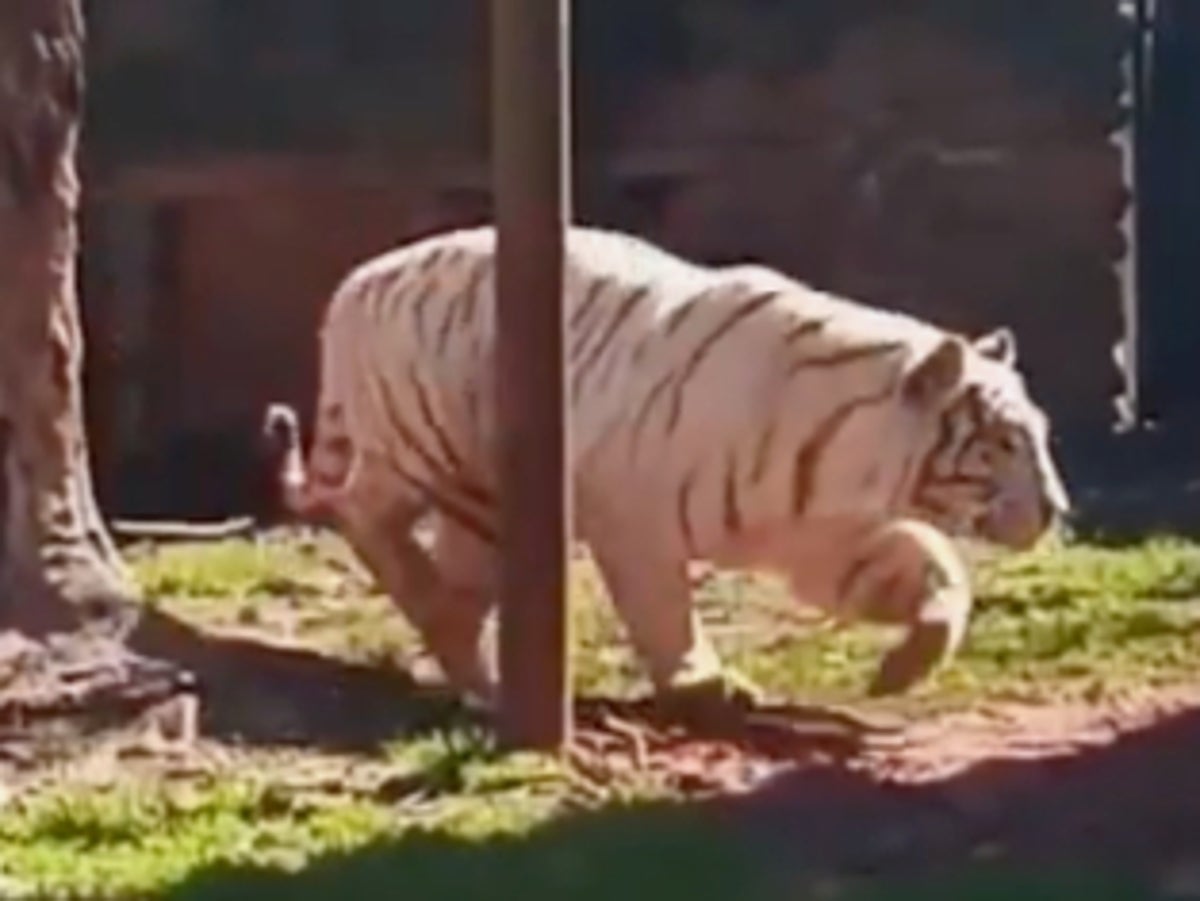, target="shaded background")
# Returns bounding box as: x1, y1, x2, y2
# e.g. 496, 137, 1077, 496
74, 0, 1200, 522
